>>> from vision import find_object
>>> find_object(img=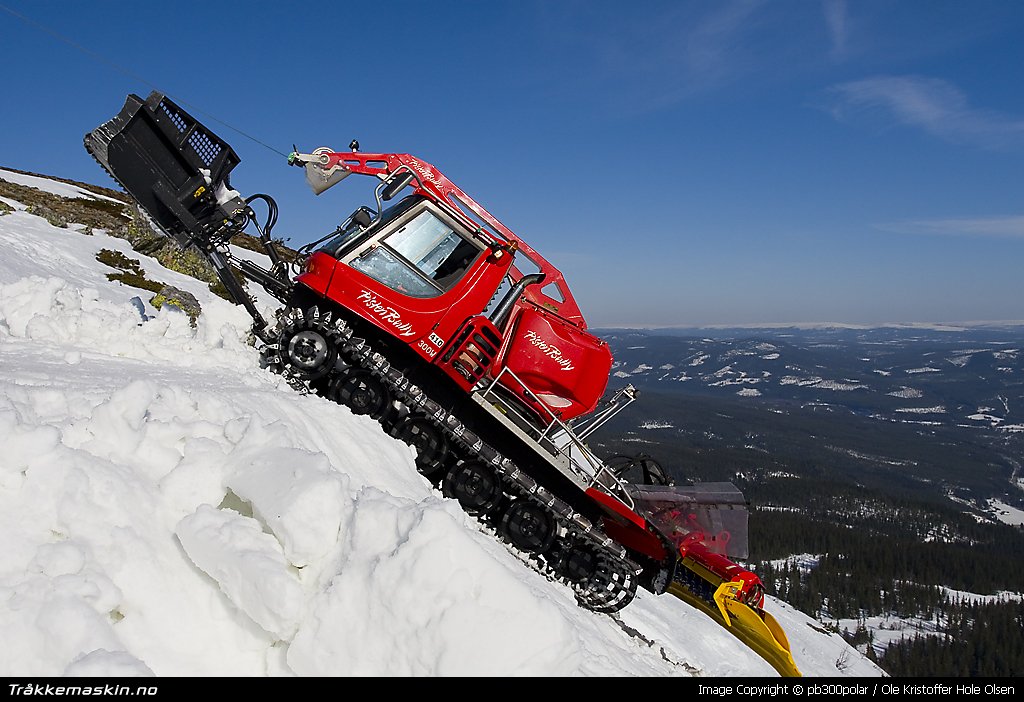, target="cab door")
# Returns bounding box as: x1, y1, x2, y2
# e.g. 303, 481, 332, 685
326, 199, 508, 360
